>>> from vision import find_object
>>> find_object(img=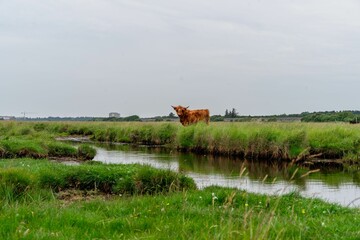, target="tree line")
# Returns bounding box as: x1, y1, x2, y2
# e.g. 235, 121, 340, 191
13, 110, 360, 123
211, 109, 360, 123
